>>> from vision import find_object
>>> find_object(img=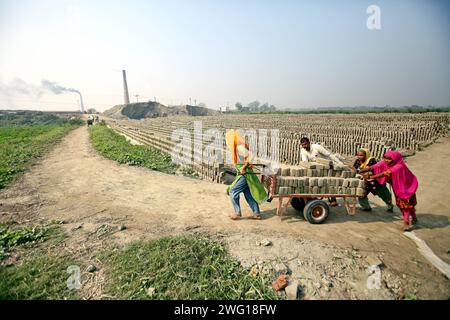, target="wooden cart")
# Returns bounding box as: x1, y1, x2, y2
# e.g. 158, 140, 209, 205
260, 171, 360, 224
